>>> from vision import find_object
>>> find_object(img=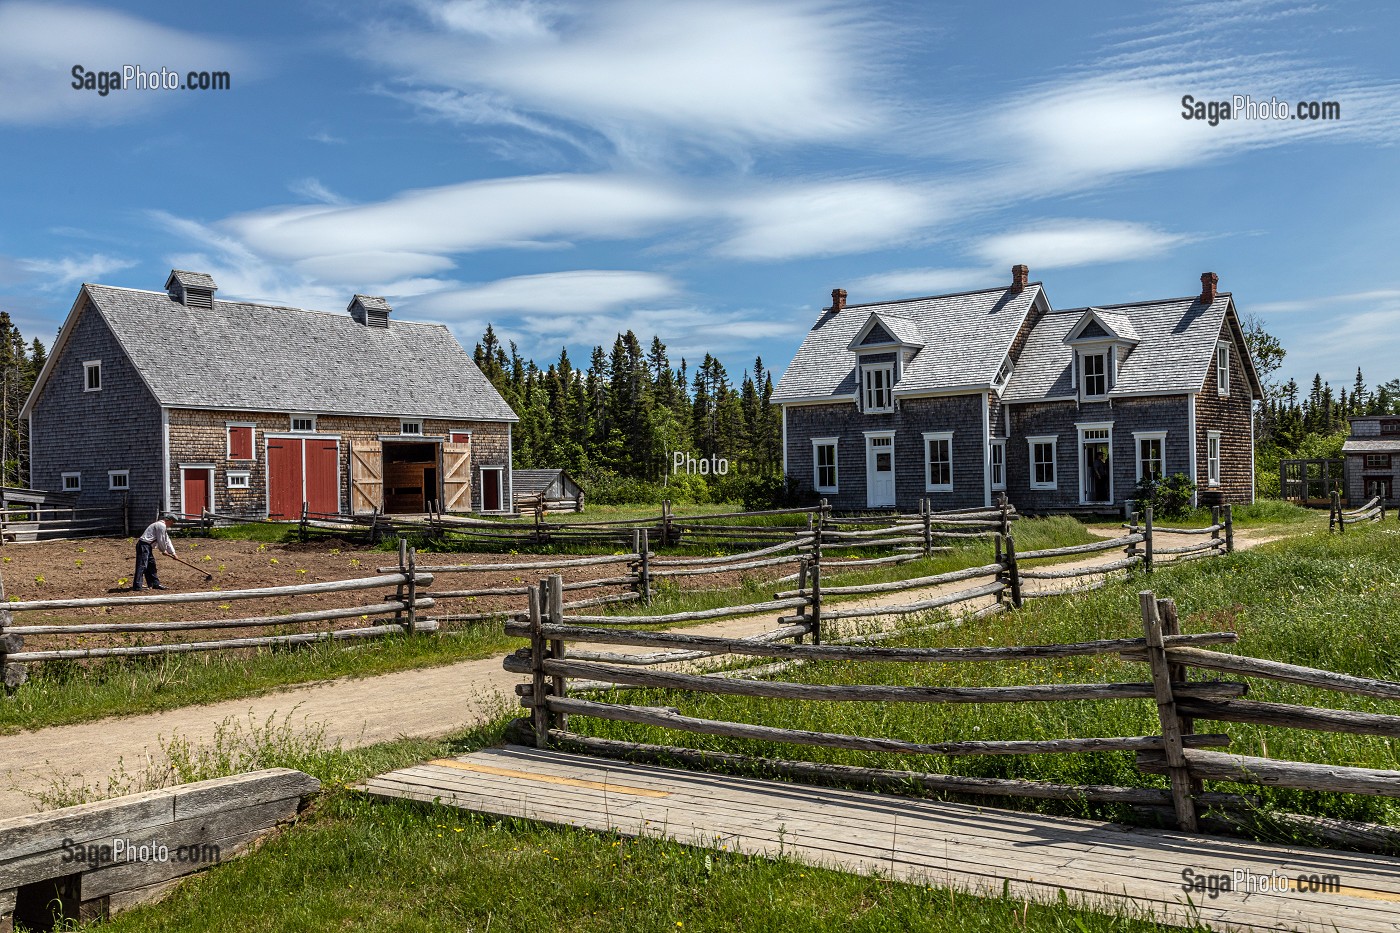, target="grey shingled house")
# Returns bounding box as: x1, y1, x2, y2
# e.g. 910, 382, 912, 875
774, 267, 1261, 512
21, 270, 518, 520
1342, 415, 1400, 506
